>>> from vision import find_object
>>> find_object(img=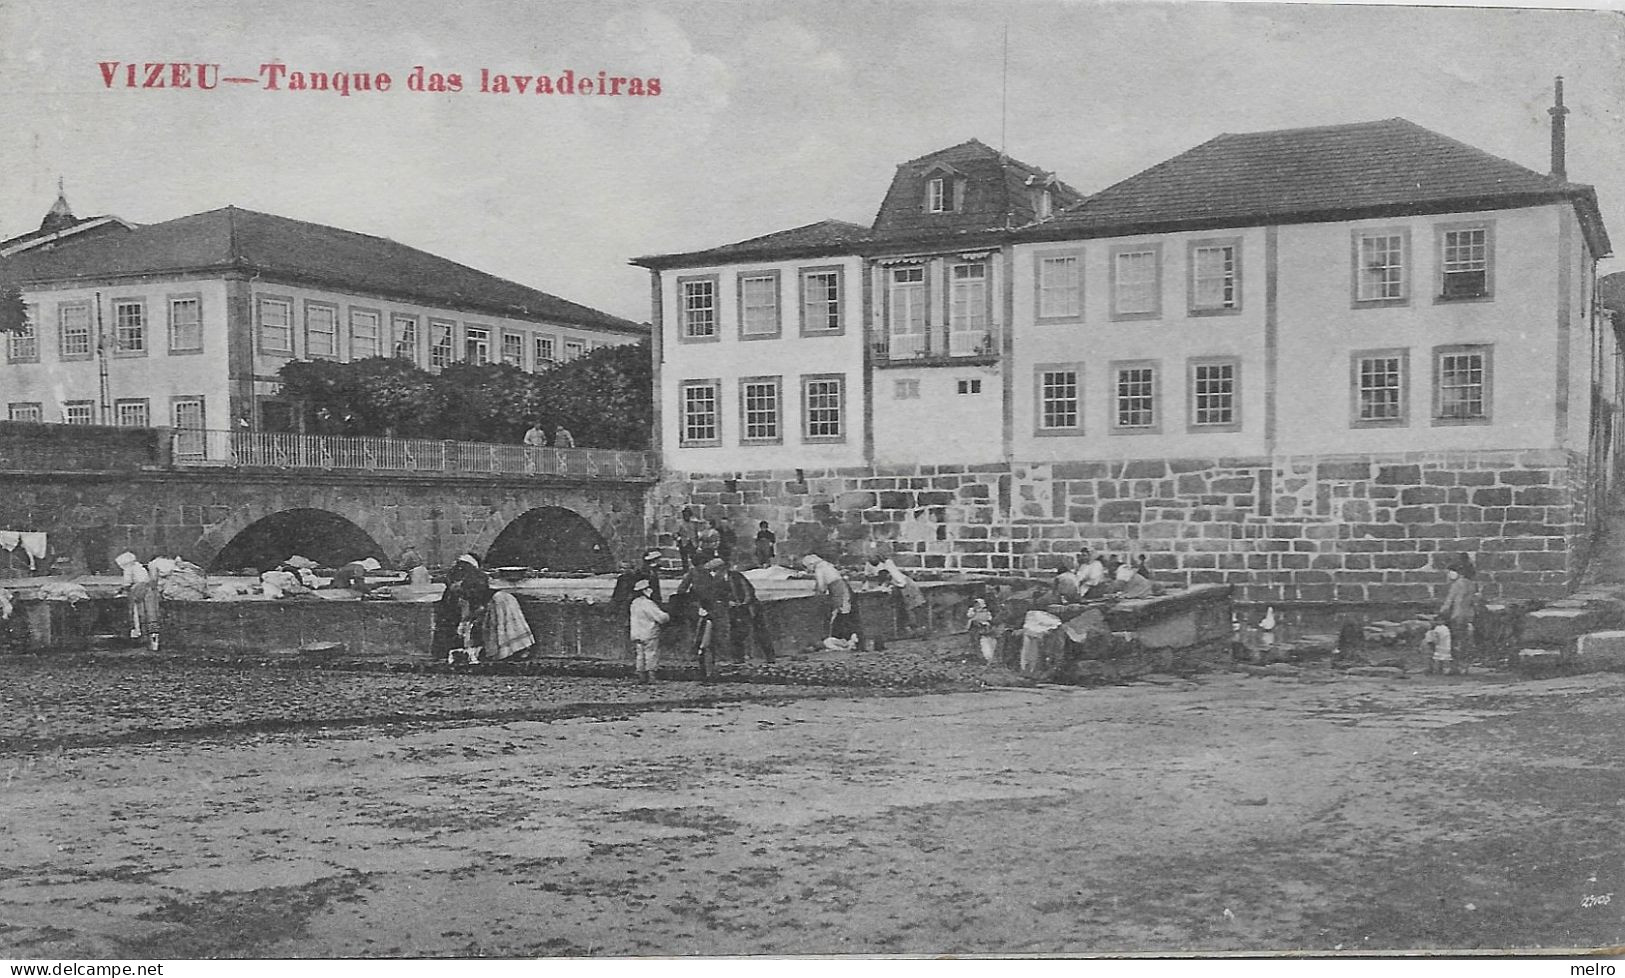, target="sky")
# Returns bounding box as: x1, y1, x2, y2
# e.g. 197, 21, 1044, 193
2, 0, 1622, 323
